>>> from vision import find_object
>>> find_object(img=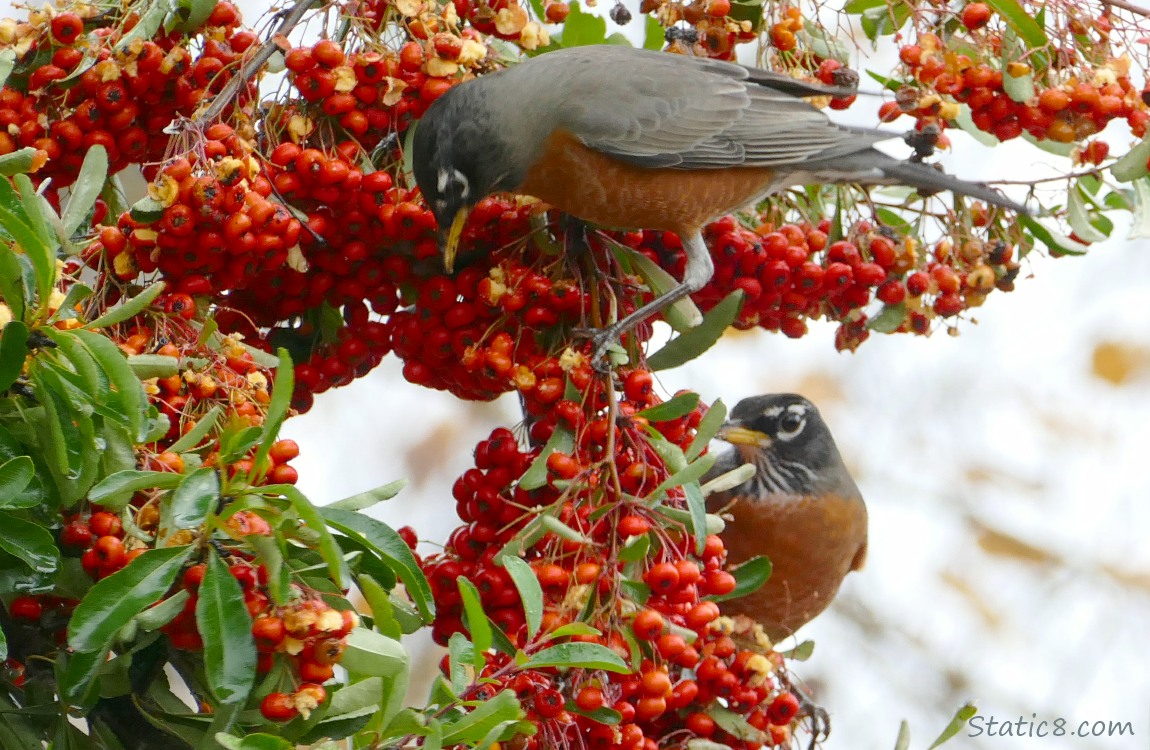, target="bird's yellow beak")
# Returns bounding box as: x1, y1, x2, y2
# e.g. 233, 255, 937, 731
443, 208, 469, 273
716, 425, 772, 448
